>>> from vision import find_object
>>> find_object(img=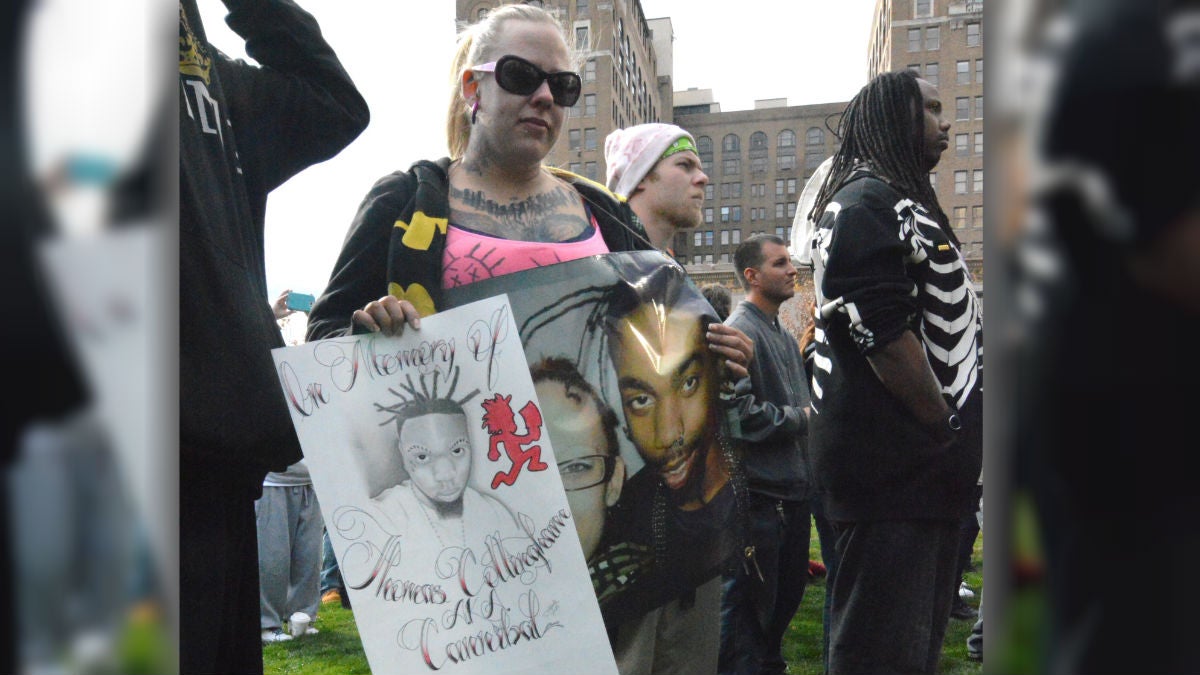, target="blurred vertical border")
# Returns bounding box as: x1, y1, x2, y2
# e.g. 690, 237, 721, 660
4, 0, 177, 672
